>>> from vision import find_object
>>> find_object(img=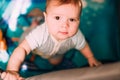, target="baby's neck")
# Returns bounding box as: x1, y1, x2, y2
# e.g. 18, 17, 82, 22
50, 35, 66, 43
